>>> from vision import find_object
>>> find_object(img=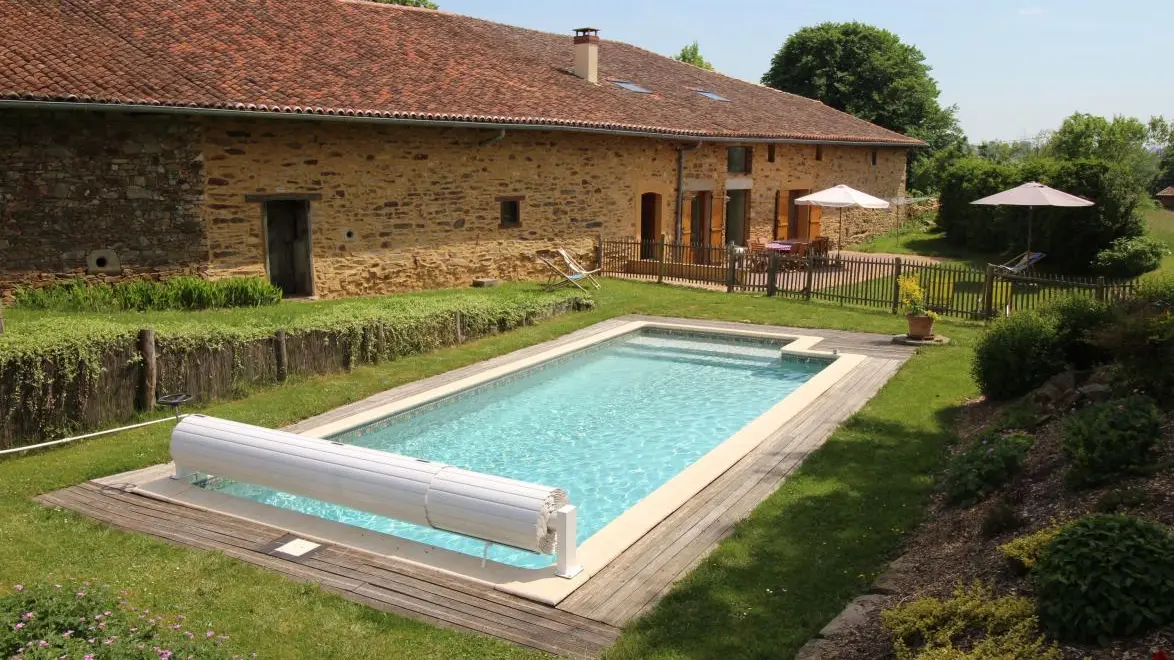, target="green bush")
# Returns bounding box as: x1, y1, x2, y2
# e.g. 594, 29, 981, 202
12, 277, 283, 312
1061, 395, 1161, 486
972, 313, 1065, 400
1041, 296, 1115, 368
941, 432, 1033, 507
999, 524, 1064, 574
0, 581, 240, 658
1093, 235, 1167, 278
1094, 487, 1149, 513
882, 583, 1059, 660
1135, 277, 1174, 311
938, 157, 1147, 272
1033, 515, 1174, 643
1095, 303, 1174, 402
